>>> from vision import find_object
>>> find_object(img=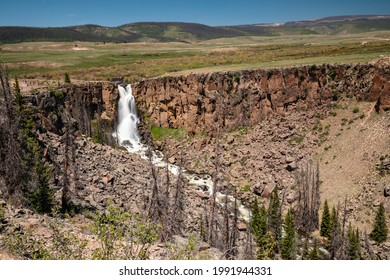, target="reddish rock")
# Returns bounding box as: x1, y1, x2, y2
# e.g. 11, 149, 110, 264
237, 222, 247, 231
196, 191, 209, 199
131, 64, 388, 136
101, 174, 114, 185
